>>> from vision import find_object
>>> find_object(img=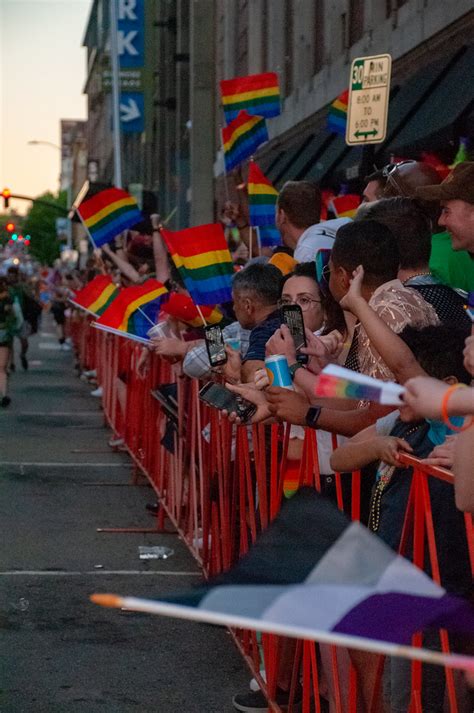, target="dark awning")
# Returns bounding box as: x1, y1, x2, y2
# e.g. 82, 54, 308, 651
385, 44, 474, 153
